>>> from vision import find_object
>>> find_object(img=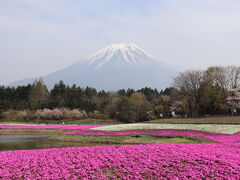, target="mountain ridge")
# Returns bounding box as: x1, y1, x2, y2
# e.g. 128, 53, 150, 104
9, 43, 177, 90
